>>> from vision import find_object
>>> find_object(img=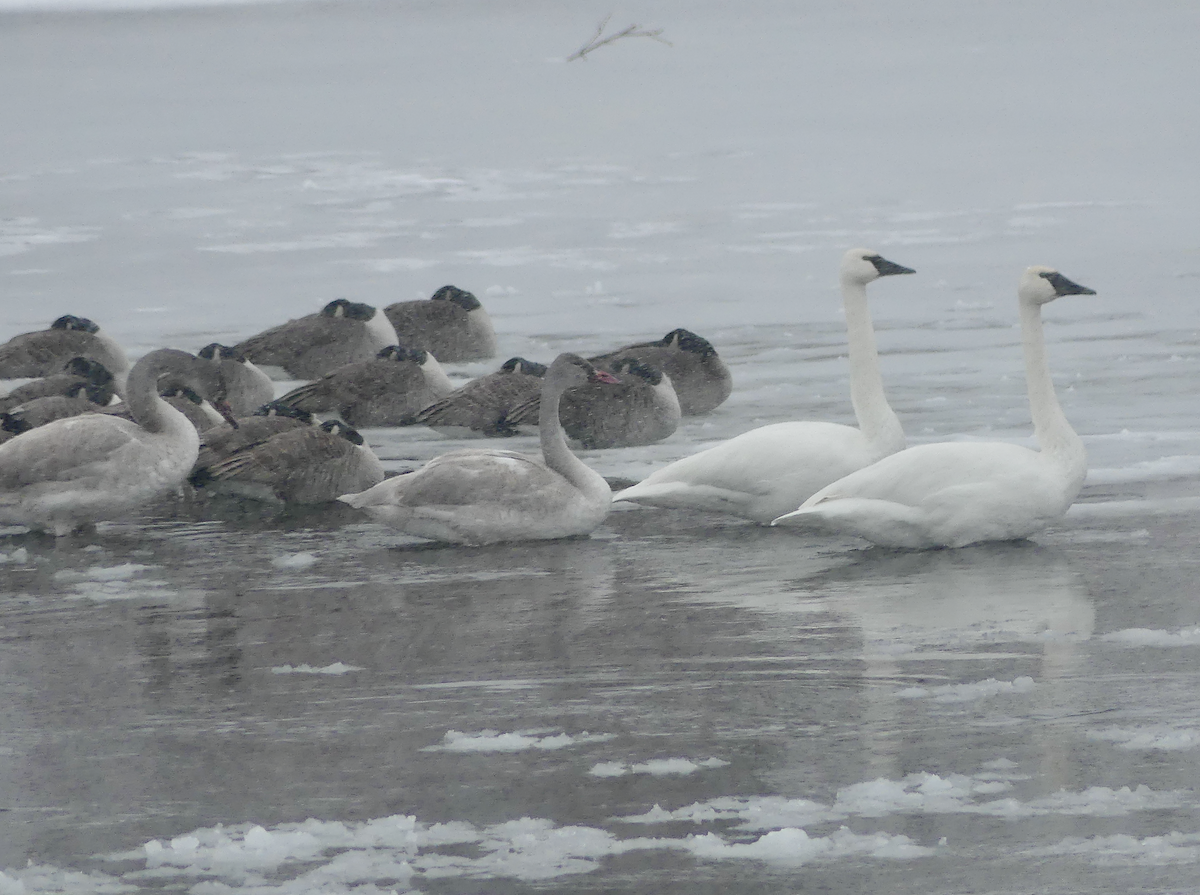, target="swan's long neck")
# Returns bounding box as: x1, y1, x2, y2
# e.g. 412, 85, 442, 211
1020, 300, 1085, 466
539, 381, 599, 491
124, 355, 193, 436
842, 277, 903, 450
